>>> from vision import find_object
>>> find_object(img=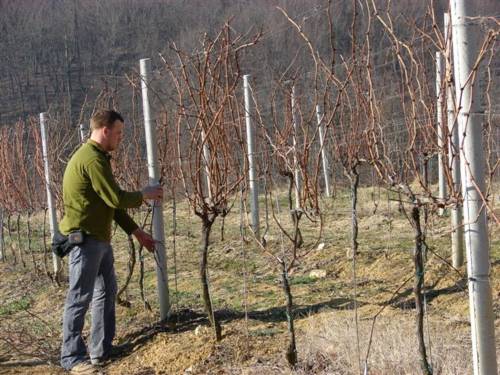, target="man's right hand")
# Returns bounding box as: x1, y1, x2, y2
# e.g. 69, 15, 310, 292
141, 184, 163, 201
